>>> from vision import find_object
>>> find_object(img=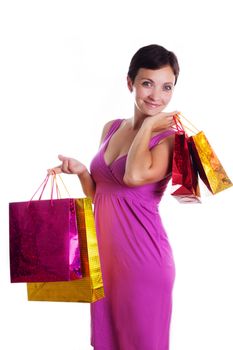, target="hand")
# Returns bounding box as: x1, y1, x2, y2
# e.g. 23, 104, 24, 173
143, 111, 179, 132
48, 155, 87, 175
